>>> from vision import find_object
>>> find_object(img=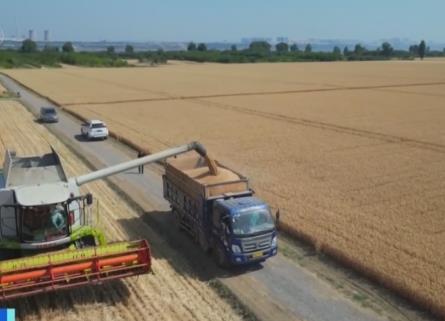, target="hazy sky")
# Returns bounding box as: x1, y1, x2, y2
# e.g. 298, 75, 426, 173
0, 0, 443, 42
